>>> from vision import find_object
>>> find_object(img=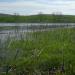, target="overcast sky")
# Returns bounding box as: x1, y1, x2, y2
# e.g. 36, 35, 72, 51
0, 0, 75, 15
